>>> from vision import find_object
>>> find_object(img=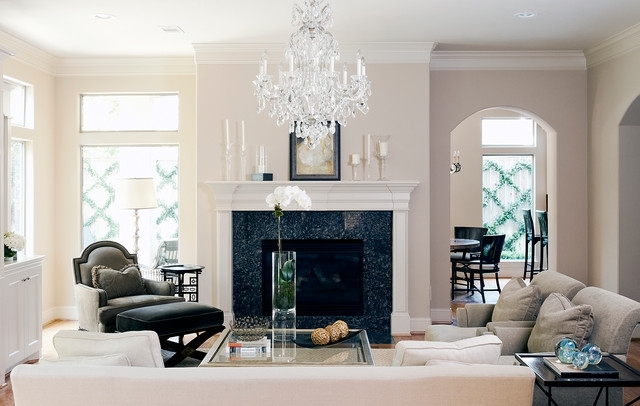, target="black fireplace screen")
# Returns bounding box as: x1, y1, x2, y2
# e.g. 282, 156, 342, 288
261, 239, 364, 316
